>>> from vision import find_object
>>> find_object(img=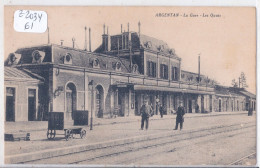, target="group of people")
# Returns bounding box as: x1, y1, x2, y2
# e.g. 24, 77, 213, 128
140, 99, 185, 130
